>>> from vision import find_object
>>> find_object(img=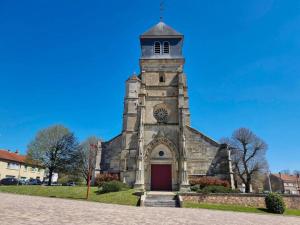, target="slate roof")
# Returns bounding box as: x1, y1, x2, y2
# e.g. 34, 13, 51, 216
141, 22, 183, 38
